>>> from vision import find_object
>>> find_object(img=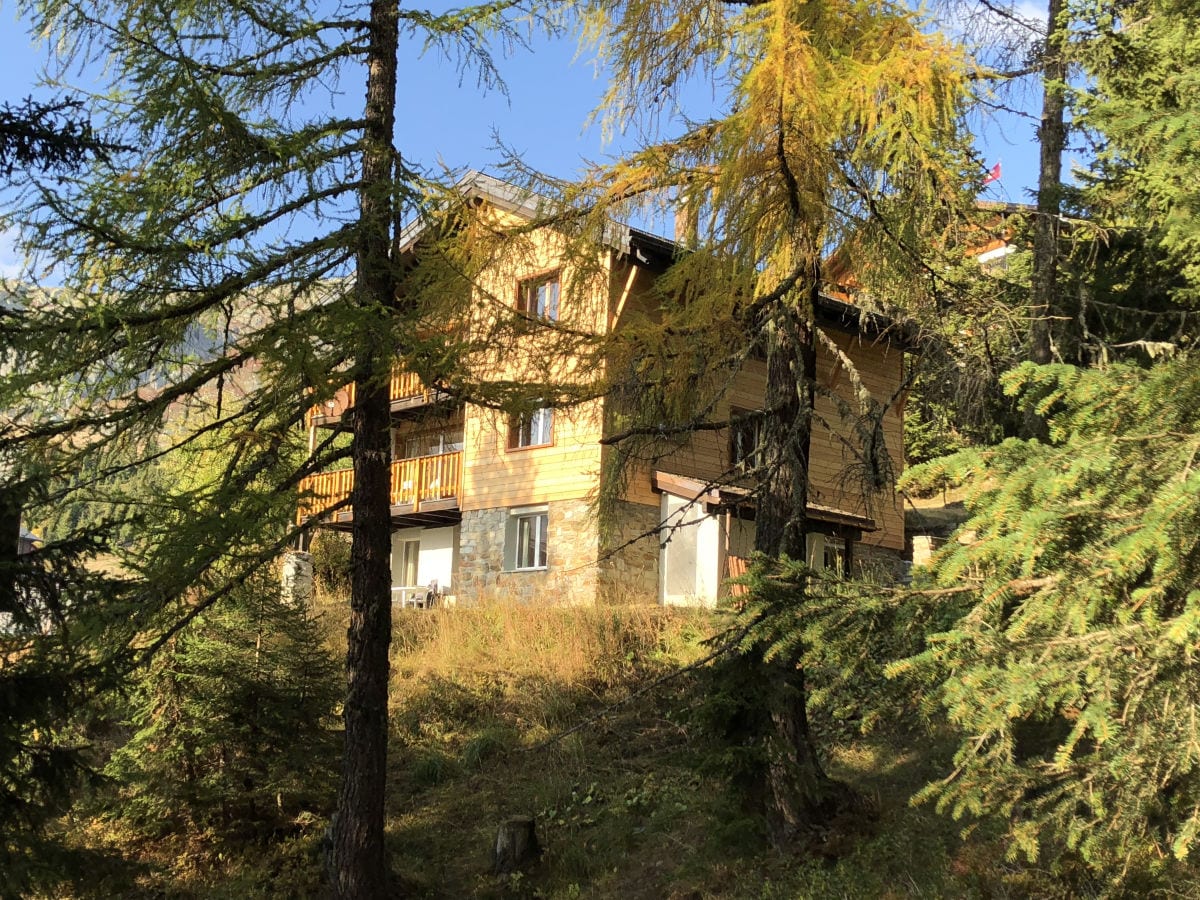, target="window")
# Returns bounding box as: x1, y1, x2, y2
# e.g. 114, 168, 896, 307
505, 507, 549, 570
509, 406, 553, 449
394, 422, 465, 459
397, 539, 419, 587
805, 532, 847, 577
730, 408, 765, 472
517, 272, 560, 322
822, 536, 846, 575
